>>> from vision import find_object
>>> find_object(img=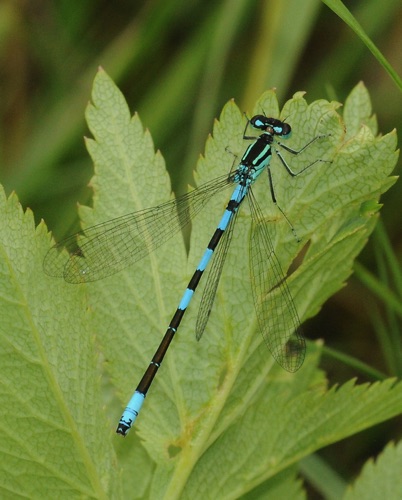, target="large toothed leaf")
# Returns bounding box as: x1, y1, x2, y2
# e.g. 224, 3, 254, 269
0, 69, 399, 498
344, 440, 402, 499
0, 190, 118, 498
